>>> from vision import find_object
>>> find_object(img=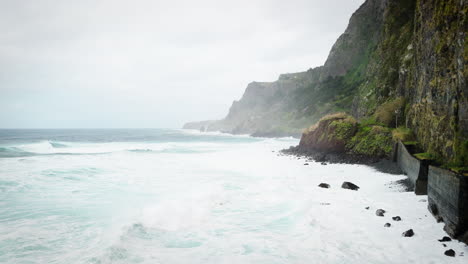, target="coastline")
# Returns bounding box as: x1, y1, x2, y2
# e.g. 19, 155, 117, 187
282, 145, 403, 175
3, 128, 467, 263
184, 127, 468, 247
277, 145, 468, 261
